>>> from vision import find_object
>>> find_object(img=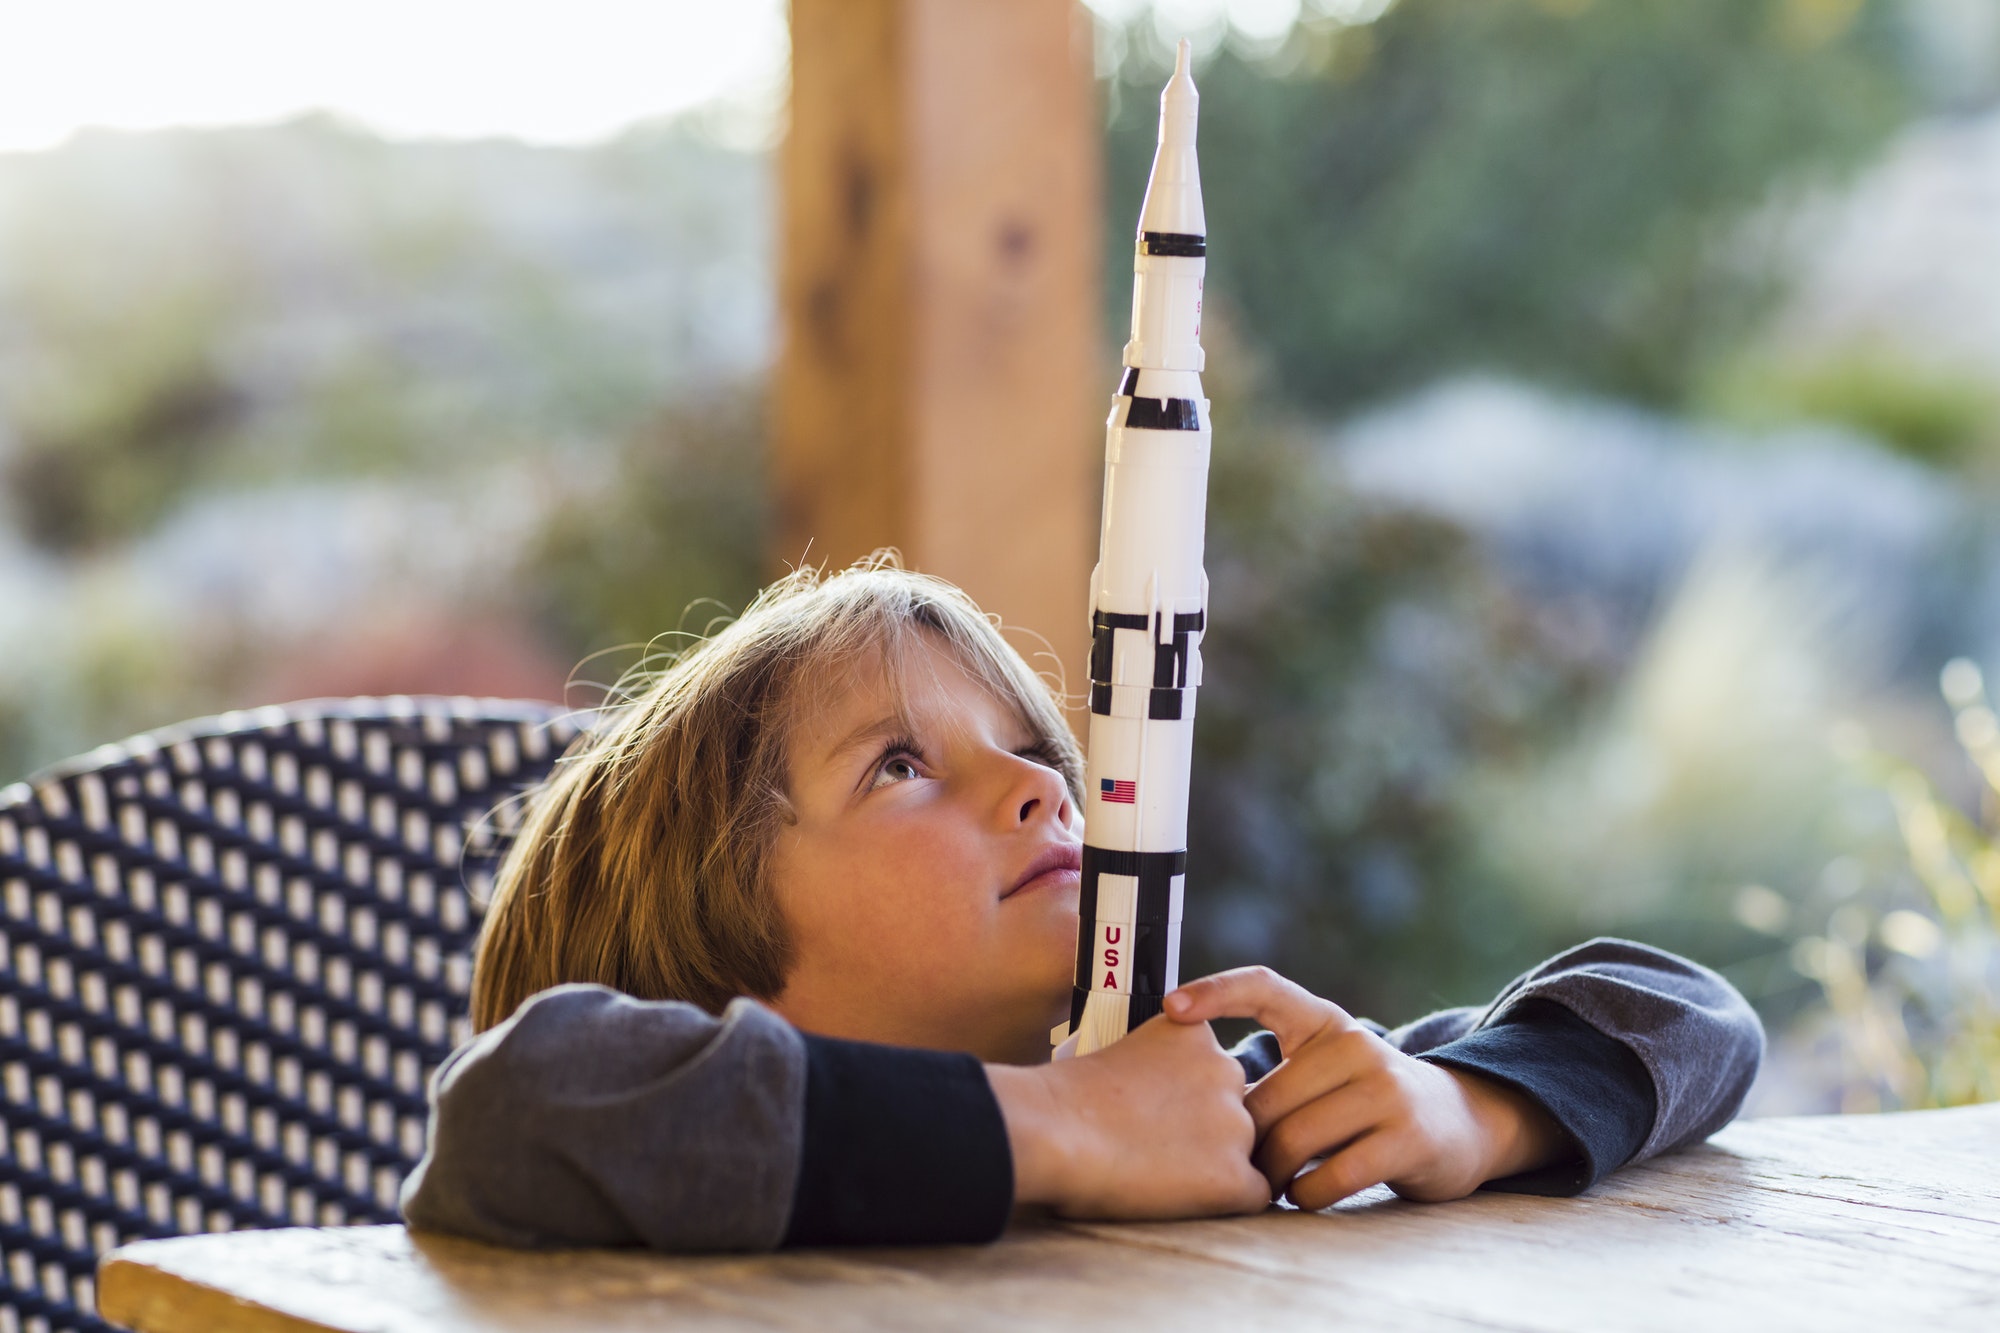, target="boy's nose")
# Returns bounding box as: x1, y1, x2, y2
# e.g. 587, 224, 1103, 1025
1010, 758, 1075, 830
